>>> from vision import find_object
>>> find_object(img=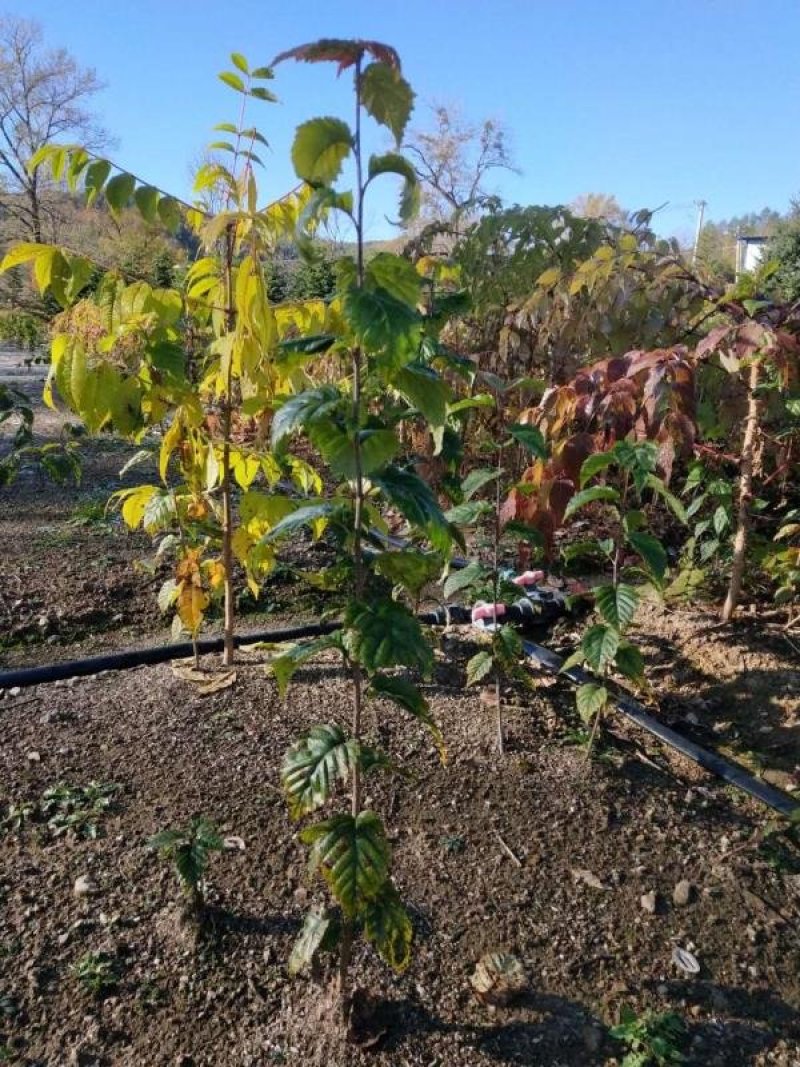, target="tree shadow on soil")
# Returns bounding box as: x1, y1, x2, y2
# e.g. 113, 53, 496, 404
374, 990, 606, 1065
